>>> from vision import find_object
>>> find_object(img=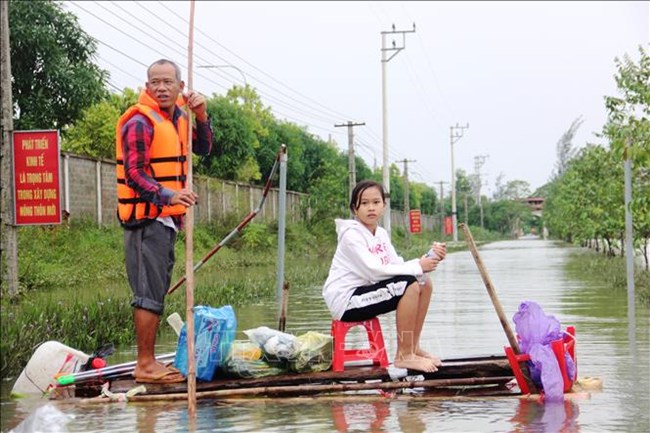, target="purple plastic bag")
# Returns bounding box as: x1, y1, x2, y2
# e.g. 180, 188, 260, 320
528, 344, 563, 401
513, 301, 575, 402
